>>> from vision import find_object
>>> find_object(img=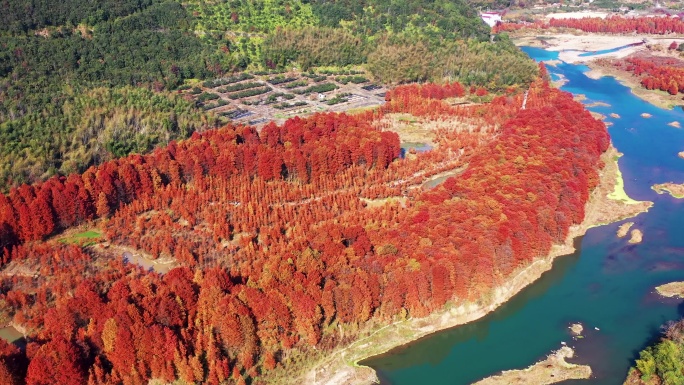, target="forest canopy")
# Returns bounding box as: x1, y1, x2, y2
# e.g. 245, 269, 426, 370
630, 319, 684, 384
0, 0, 537, 189
0, 77, 610, 385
